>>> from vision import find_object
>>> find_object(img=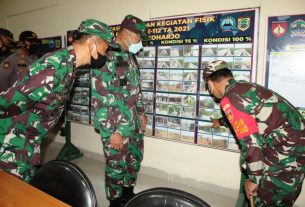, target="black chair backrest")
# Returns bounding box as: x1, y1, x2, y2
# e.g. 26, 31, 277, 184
125, 187, 211, 207
29, 160, 97, 207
